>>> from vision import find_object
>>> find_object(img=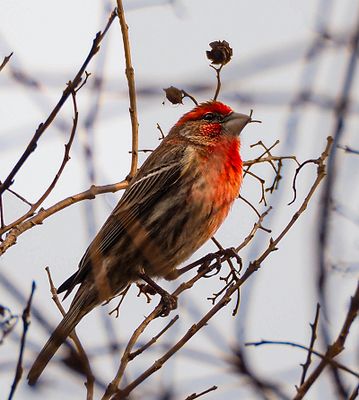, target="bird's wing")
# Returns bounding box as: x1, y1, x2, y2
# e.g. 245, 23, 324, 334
58, 159, 183, 295
91, 161, 182, 257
